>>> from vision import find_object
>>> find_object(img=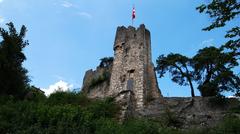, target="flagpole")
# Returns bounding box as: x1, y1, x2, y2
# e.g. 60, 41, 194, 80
132, 18, 133, 26
132, 4, 135, 27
